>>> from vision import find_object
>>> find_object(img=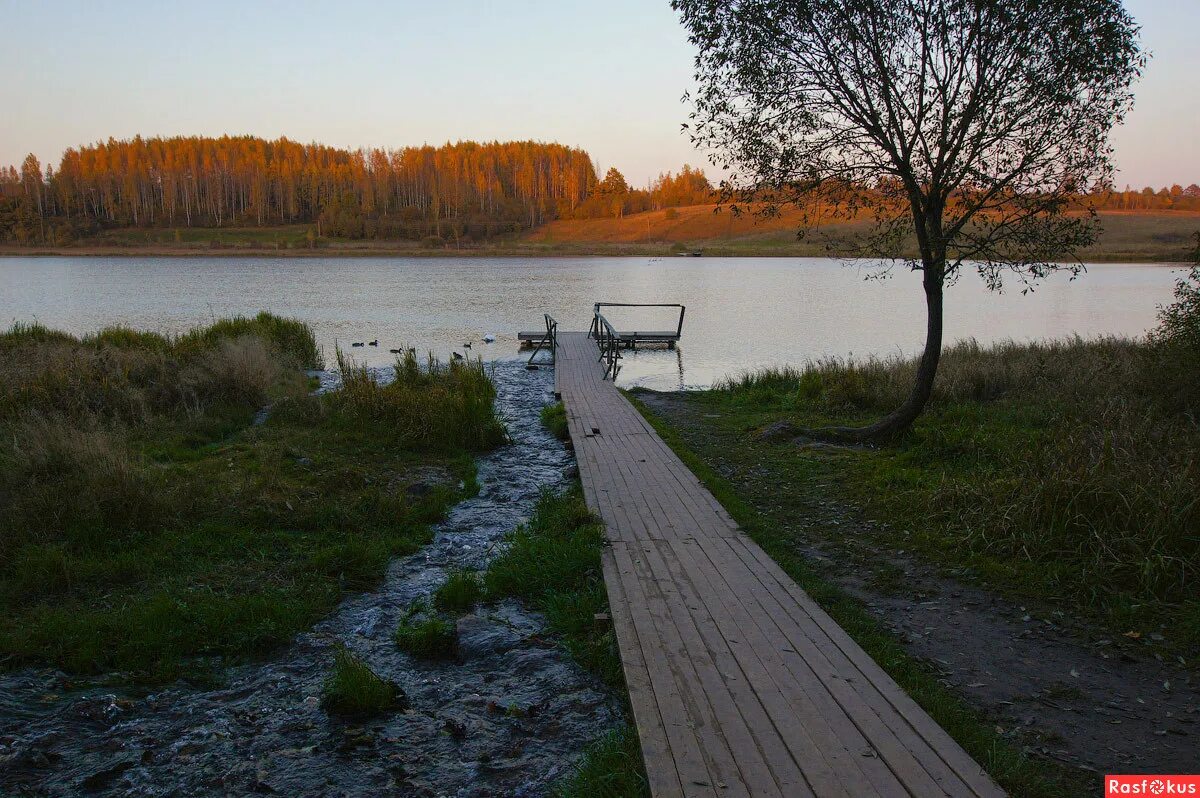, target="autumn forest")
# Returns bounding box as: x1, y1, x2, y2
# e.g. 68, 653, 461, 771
0, 136, 712, 245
